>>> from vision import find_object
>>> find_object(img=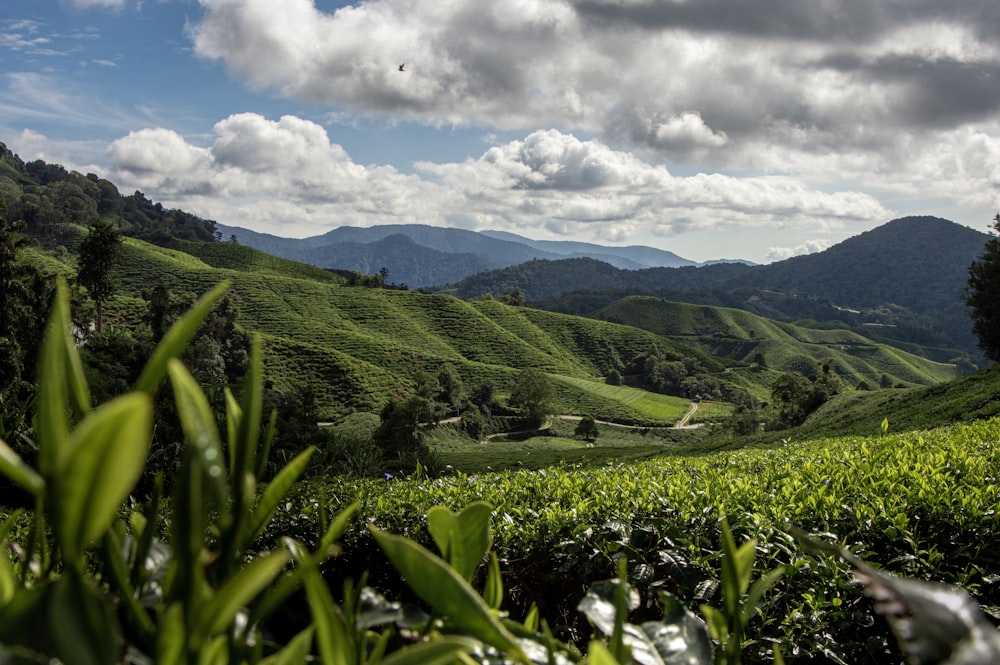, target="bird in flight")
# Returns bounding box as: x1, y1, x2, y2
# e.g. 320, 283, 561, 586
398, 63, 405, 72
